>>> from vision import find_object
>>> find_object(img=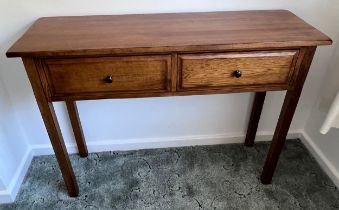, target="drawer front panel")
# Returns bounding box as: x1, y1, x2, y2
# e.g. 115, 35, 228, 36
44, 55, 171, 95
178, 51, 299, 90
